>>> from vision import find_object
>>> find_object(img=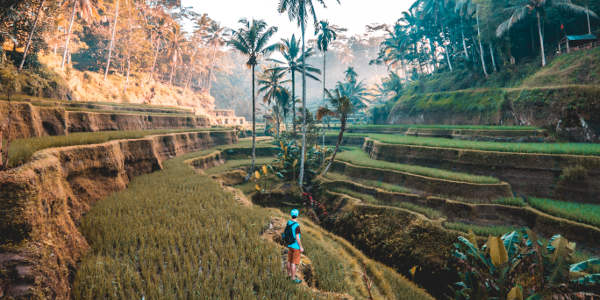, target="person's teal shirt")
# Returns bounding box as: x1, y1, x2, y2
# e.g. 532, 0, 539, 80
287, 220, 301, 250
